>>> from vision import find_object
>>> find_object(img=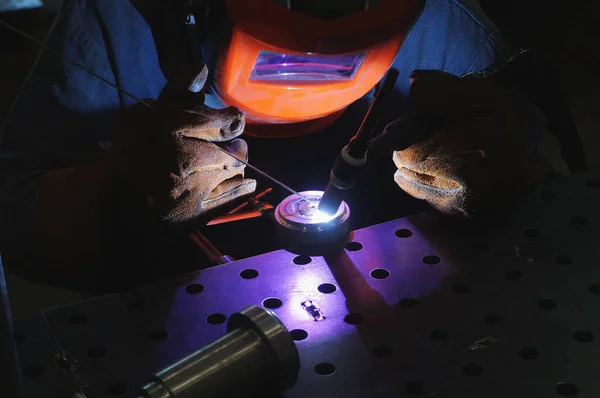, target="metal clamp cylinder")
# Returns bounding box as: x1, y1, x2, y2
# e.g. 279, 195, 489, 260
139, 305, 300, 398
